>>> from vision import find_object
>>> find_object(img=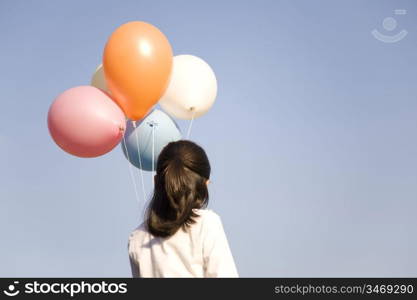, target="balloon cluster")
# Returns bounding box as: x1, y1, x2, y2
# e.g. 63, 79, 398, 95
48, 21, 217, 171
